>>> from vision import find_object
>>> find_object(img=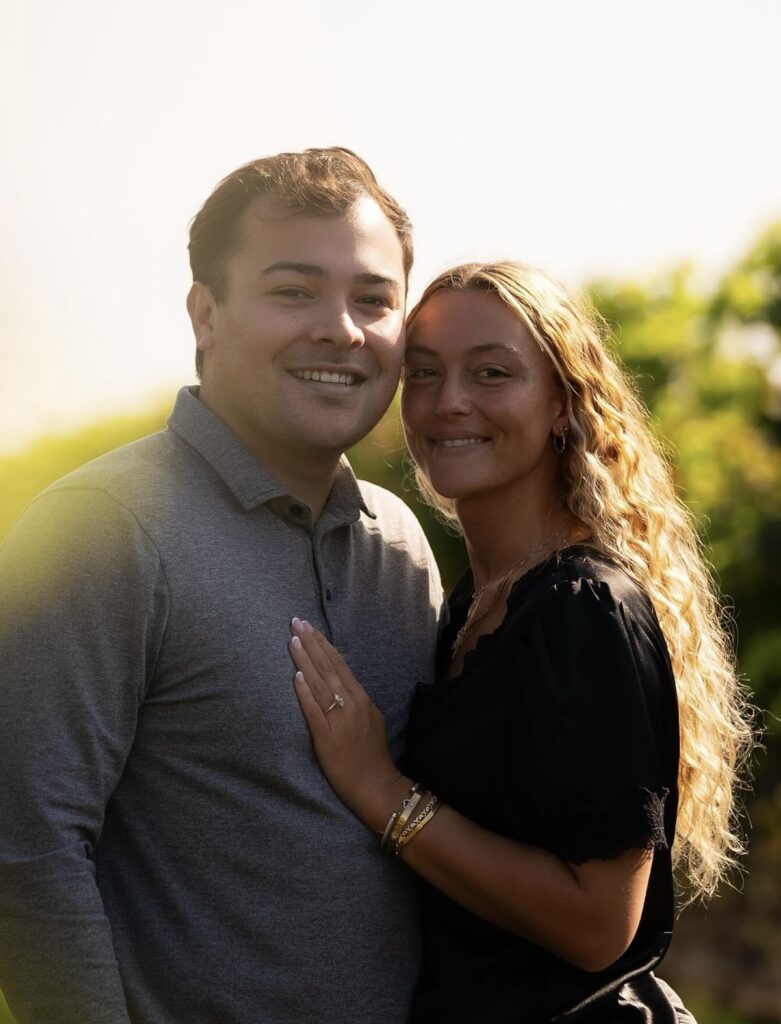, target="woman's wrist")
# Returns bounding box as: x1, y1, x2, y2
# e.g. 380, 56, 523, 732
374, 780, 444, 856
353, 772, 414, 834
